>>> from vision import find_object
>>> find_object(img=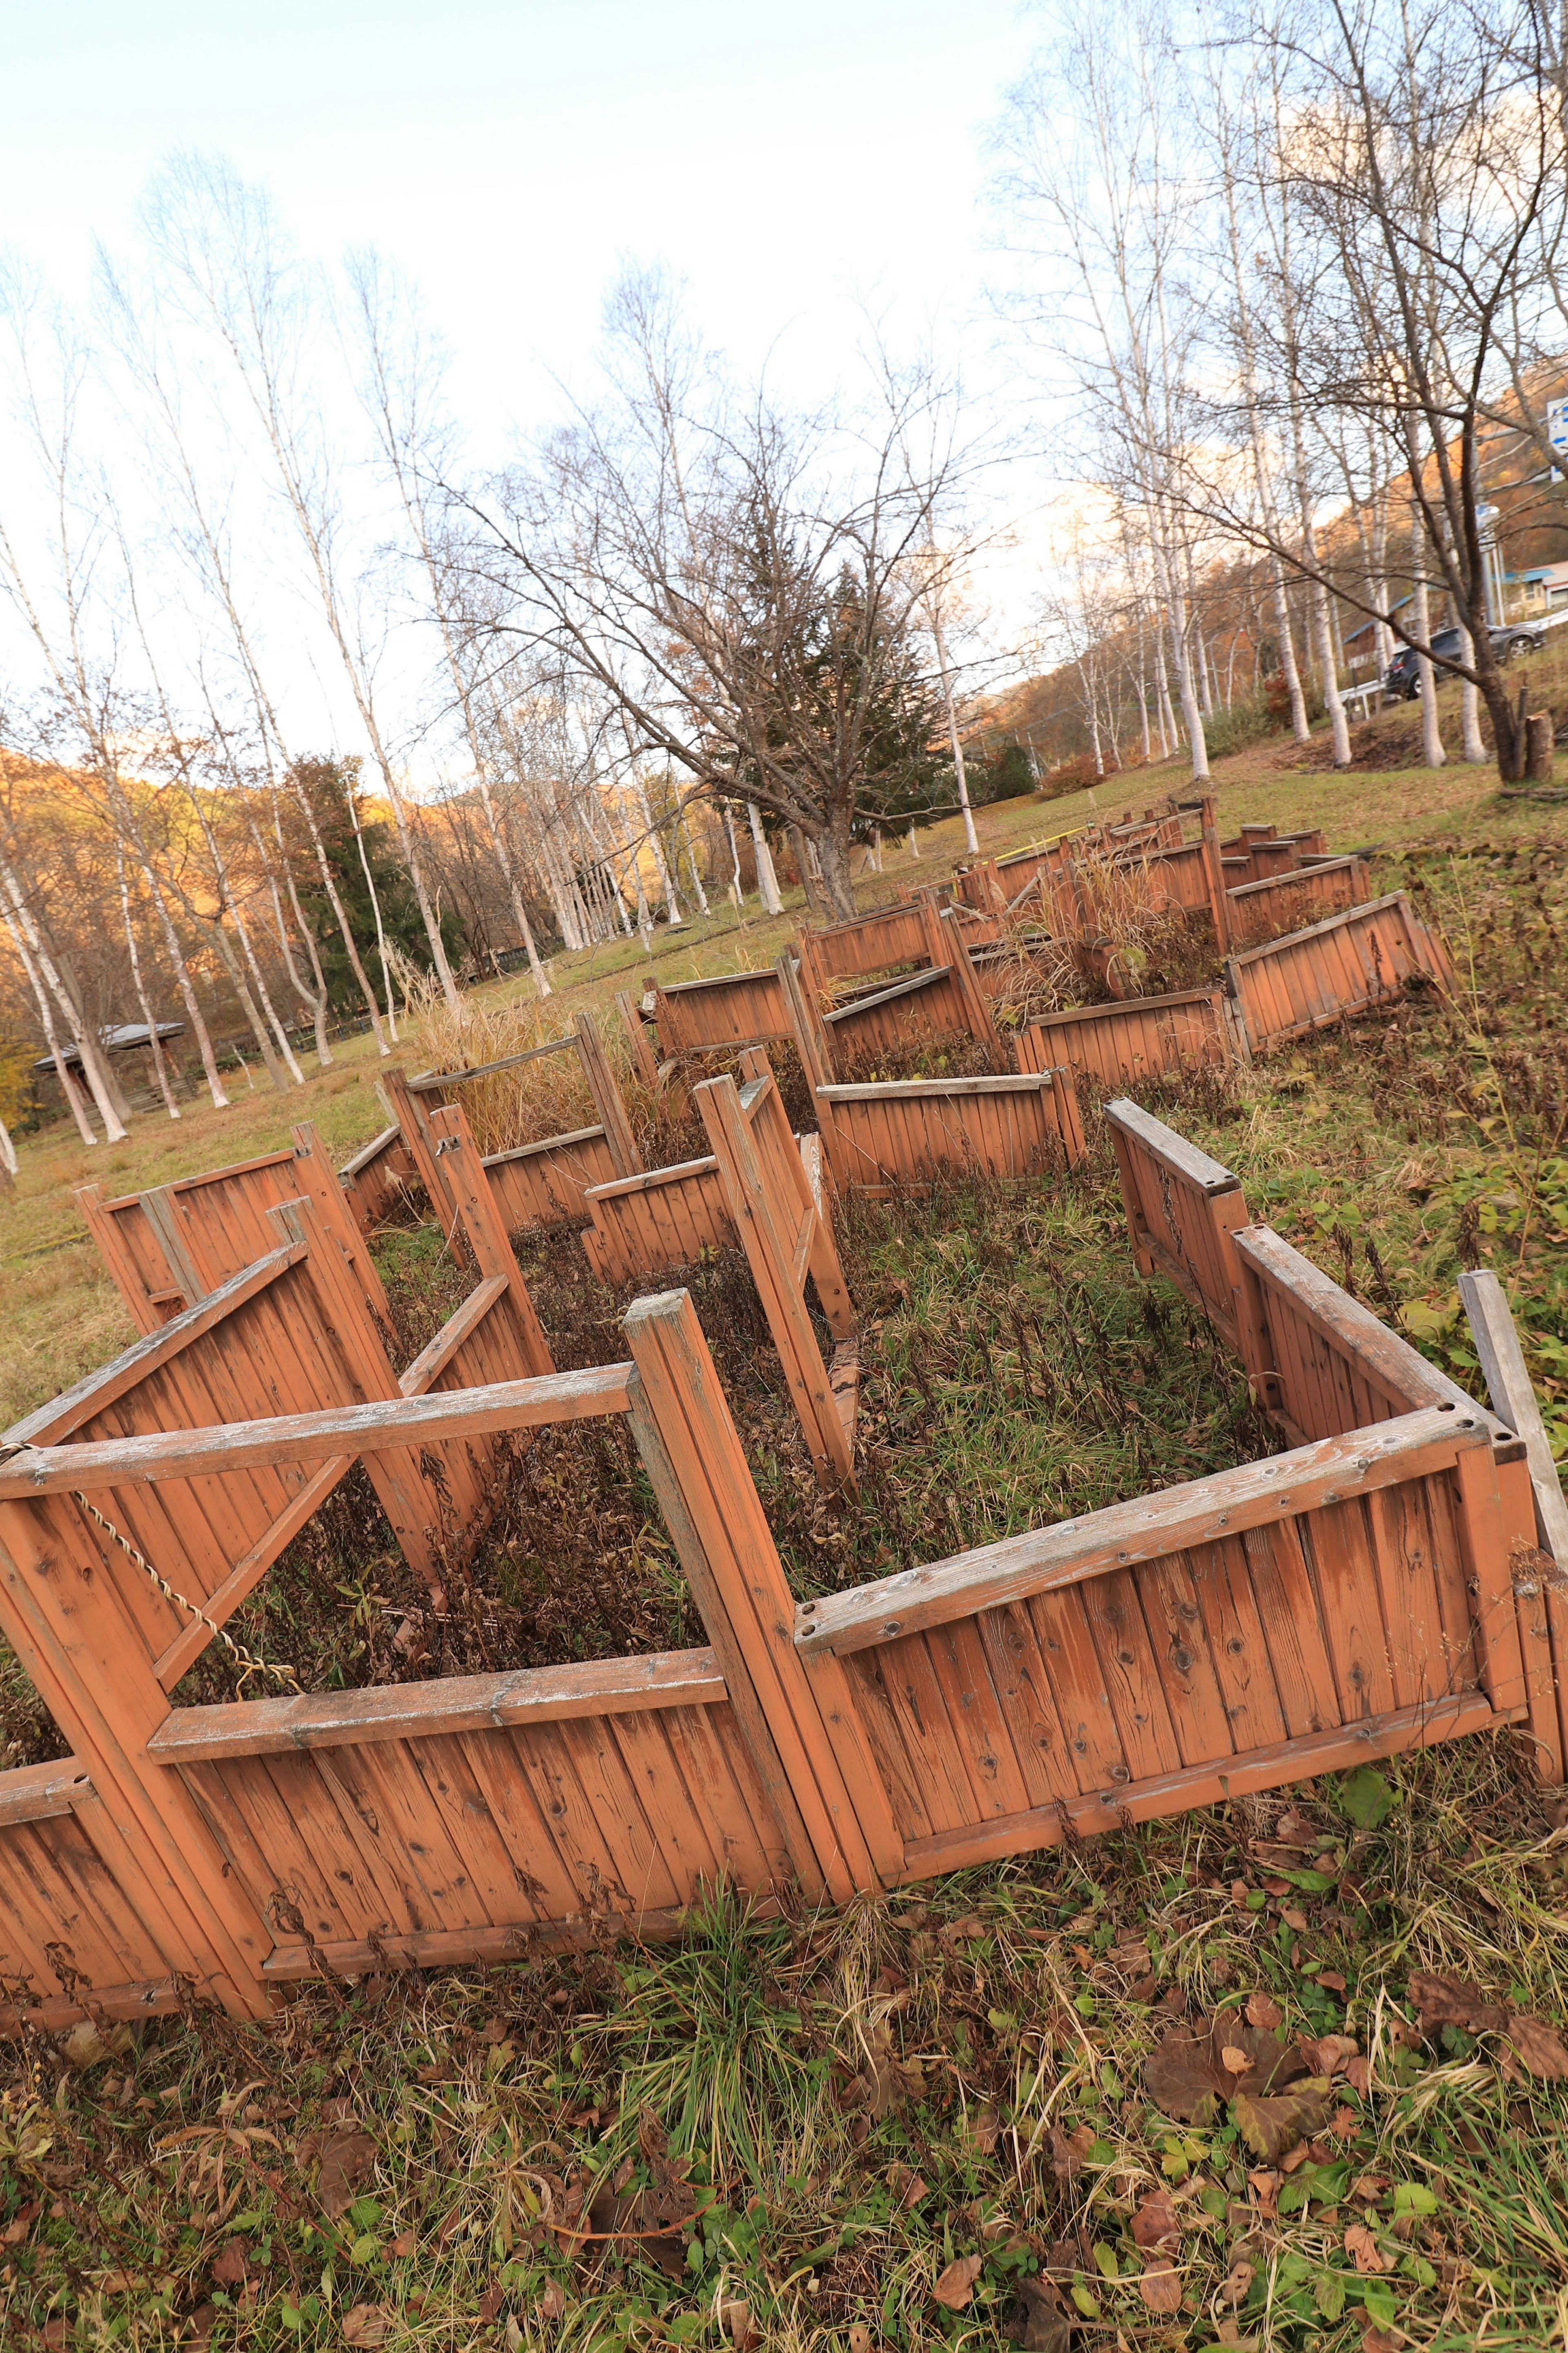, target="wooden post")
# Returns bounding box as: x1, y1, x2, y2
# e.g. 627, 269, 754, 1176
289, 1123, 391, 1329
694, 1075, 855, 1489
138, 1184, 219, 1311
573, 1012, 641, 1179
1199, 796, 1232, 953
377, 1067, 458, 1245
427, 1104, 555, 1376
622, 1289, 898, 1894
616, 989, 661, 1092
917, 891, 1000, 1053
1460, 1269, 1568, 1566
75, 1184, 162, 1336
